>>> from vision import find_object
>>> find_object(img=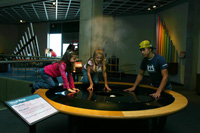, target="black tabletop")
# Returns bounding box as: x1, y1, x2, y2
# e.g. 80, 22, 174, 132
46, 83, 175, 111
